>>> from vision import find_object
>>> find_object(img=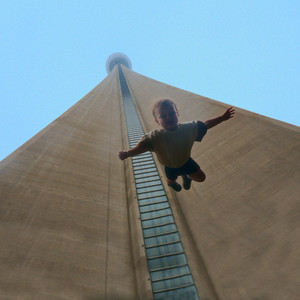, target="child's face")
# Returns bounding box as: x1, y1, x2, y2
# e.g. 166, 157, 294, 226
155, 104, 179, 131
